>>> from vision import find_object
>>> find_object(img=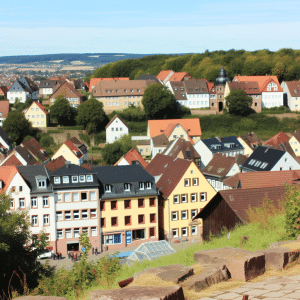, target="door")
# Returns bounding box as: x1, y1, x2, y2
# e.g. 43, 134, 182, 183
114, 233, 121, 244
126, 231, 132, 244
